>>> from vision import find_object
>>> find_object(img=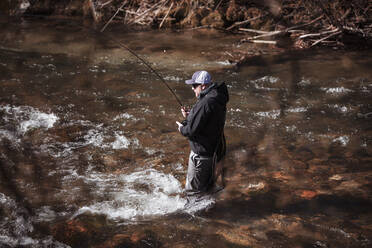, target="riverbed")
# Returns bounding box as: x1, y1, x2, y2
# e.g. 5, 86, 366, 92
0, 17, 371, 248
